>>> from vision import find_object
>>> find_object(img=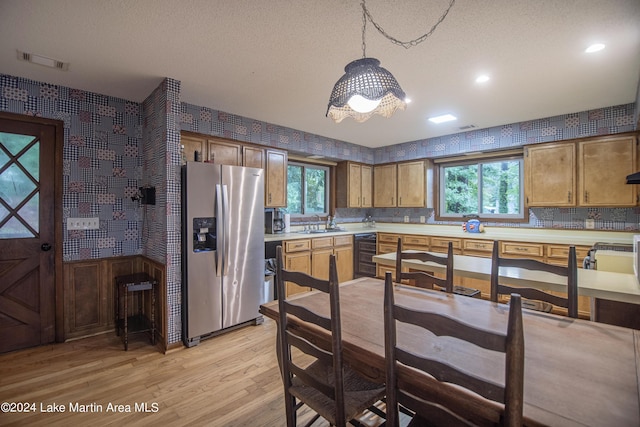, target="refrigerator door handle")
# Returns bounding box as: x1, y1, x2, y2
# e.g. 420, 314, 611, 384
222, 184, 230, 276
215, 184, 223, 277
